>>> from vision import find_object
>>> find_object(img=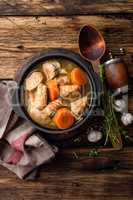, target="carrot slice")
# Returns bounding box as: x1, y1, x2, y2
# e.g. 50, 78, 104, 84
71, 68, 87, 86
47, 80, 59, 101
53, 108, 74, 129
